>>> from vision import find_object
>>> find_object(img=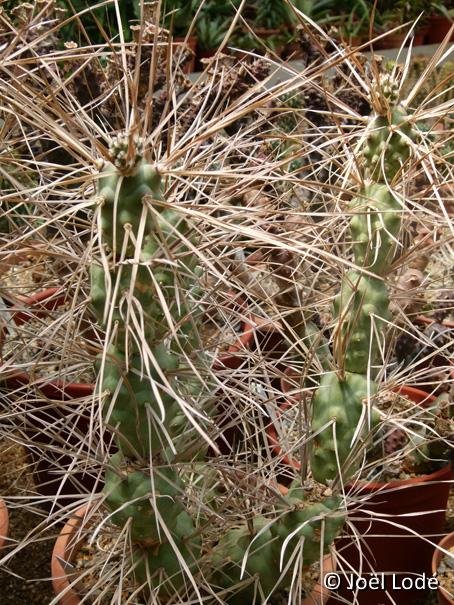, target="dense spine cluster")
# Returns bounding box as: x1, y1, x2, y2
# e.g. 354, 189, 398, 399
91, 135, 344, 603
90, 135, 203, 595
310, 75, 417, 485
